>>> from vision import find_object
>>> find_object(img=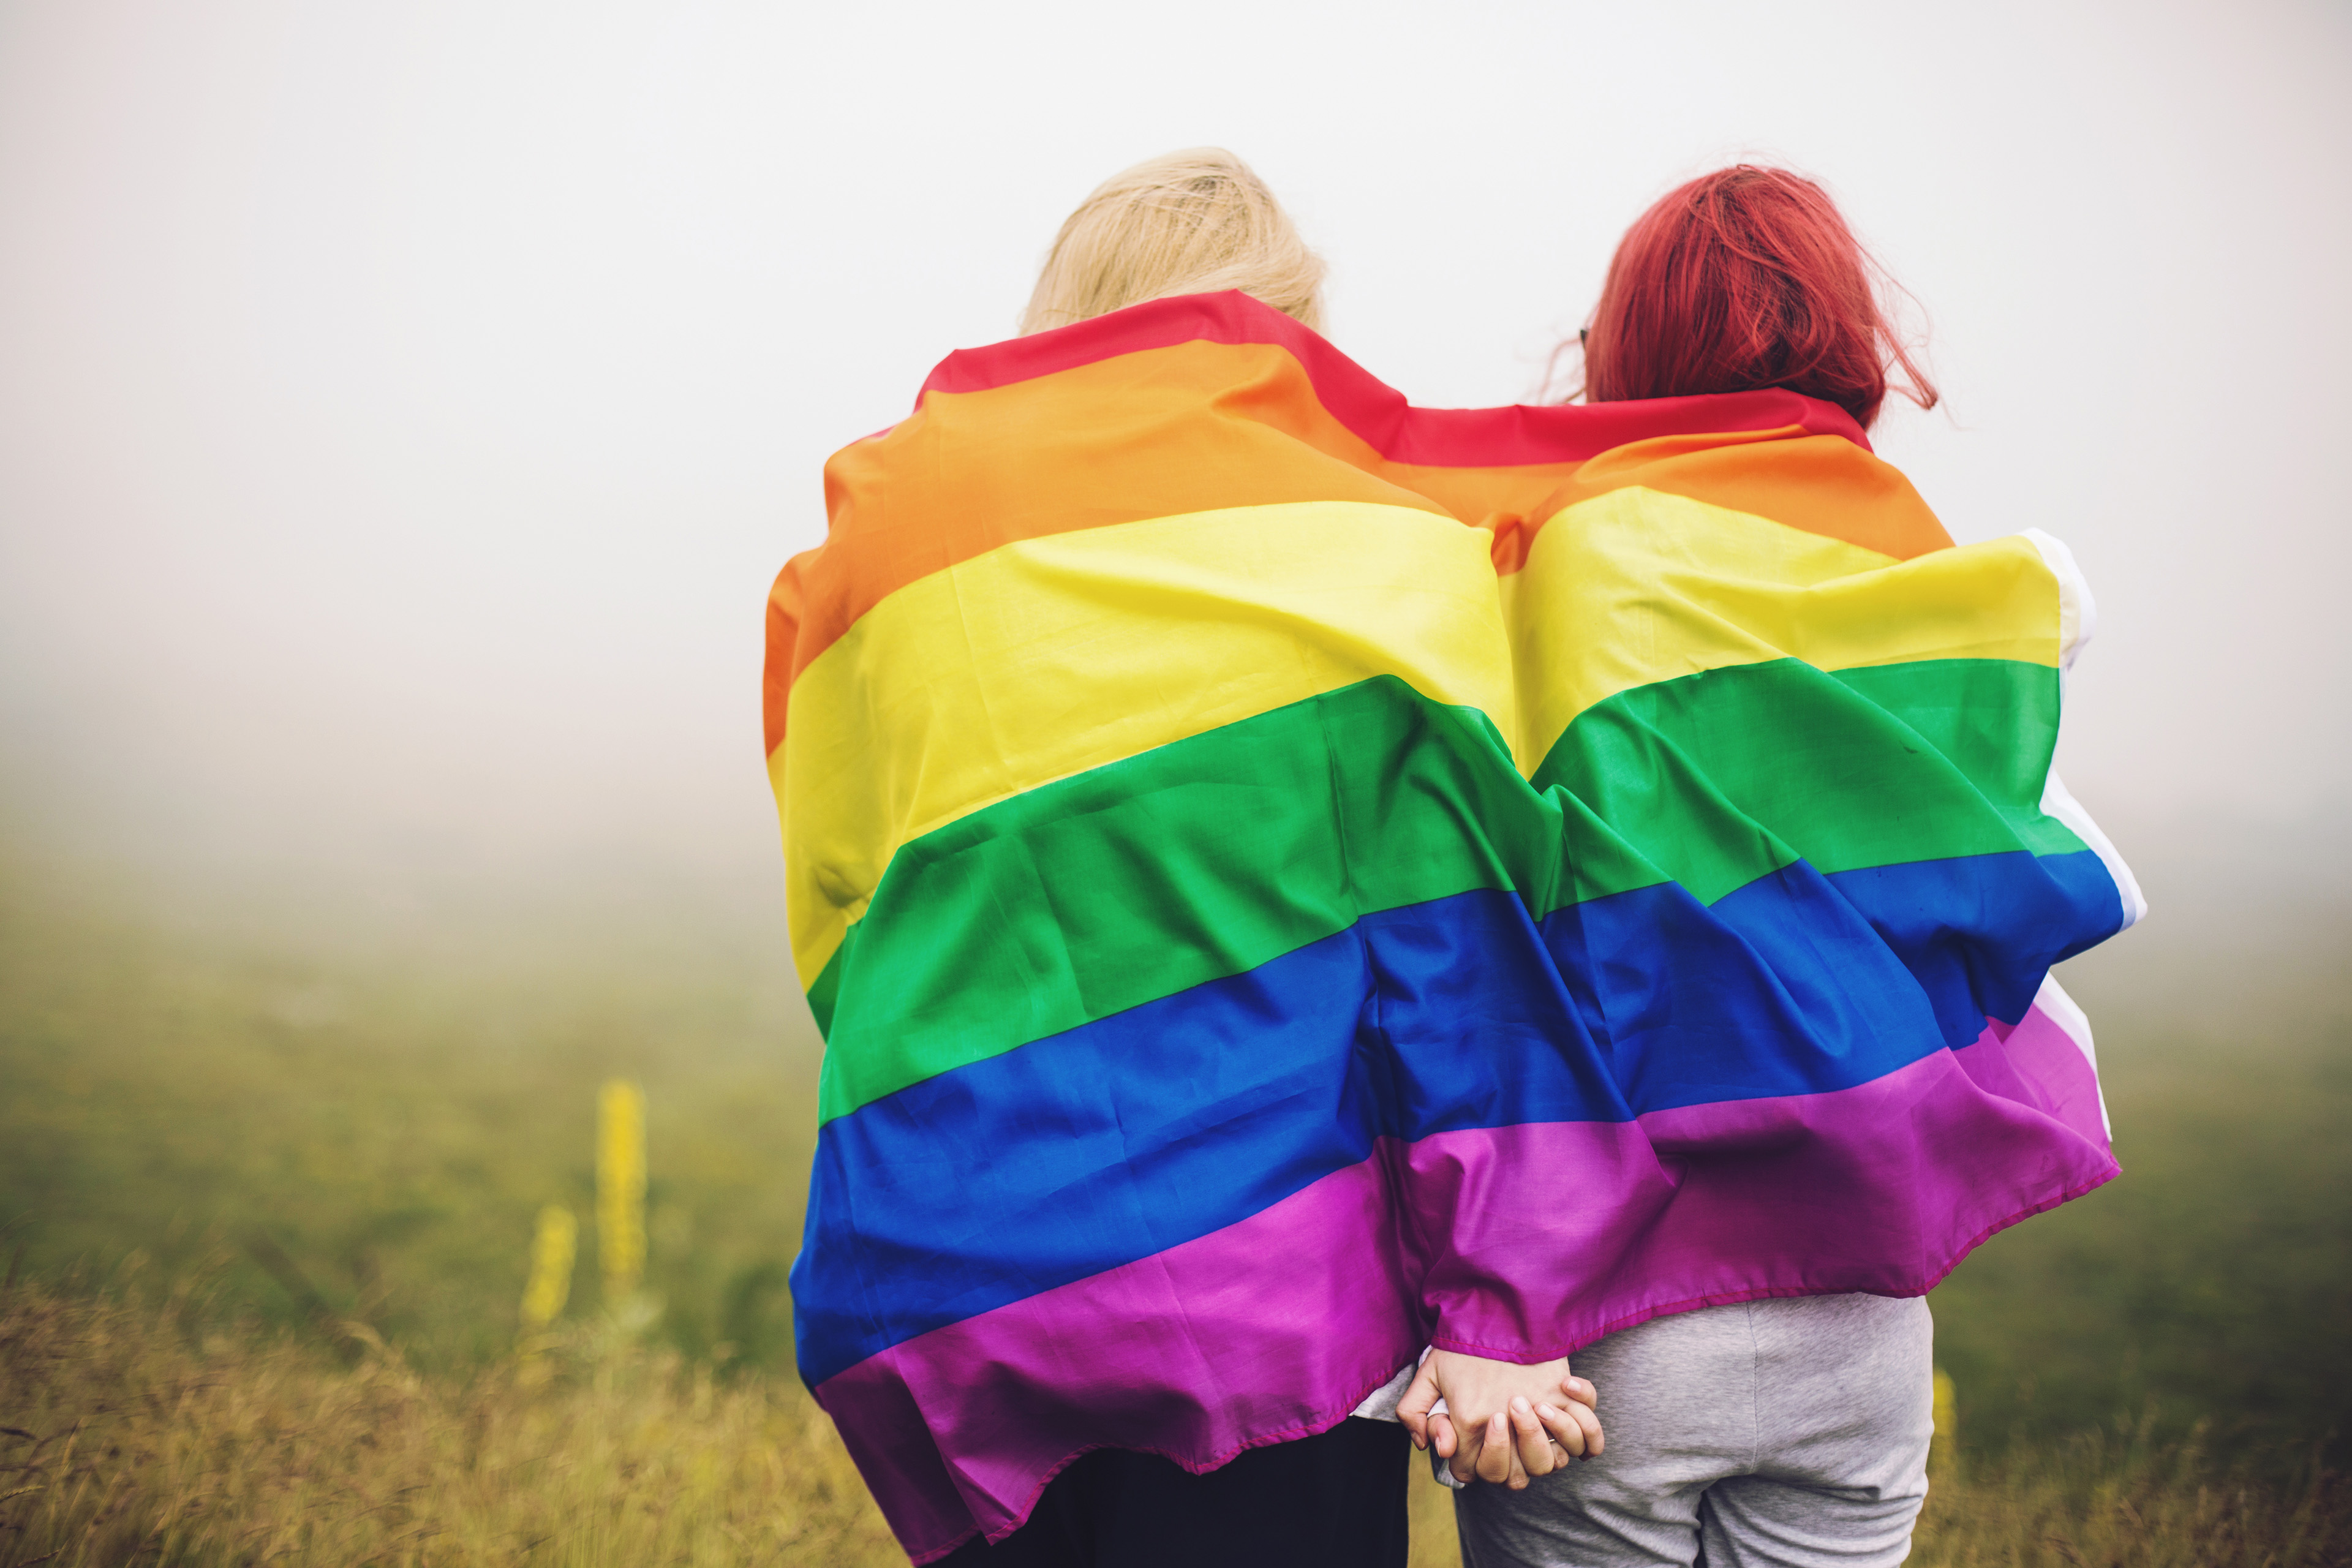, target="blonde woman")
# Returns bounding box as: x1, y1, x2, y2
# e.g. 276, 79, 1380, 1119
870, 147, 1583, 1567
915, 149, 1393, 1567
1014, 146, 1326, 336
789, 149, 1601, 1566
